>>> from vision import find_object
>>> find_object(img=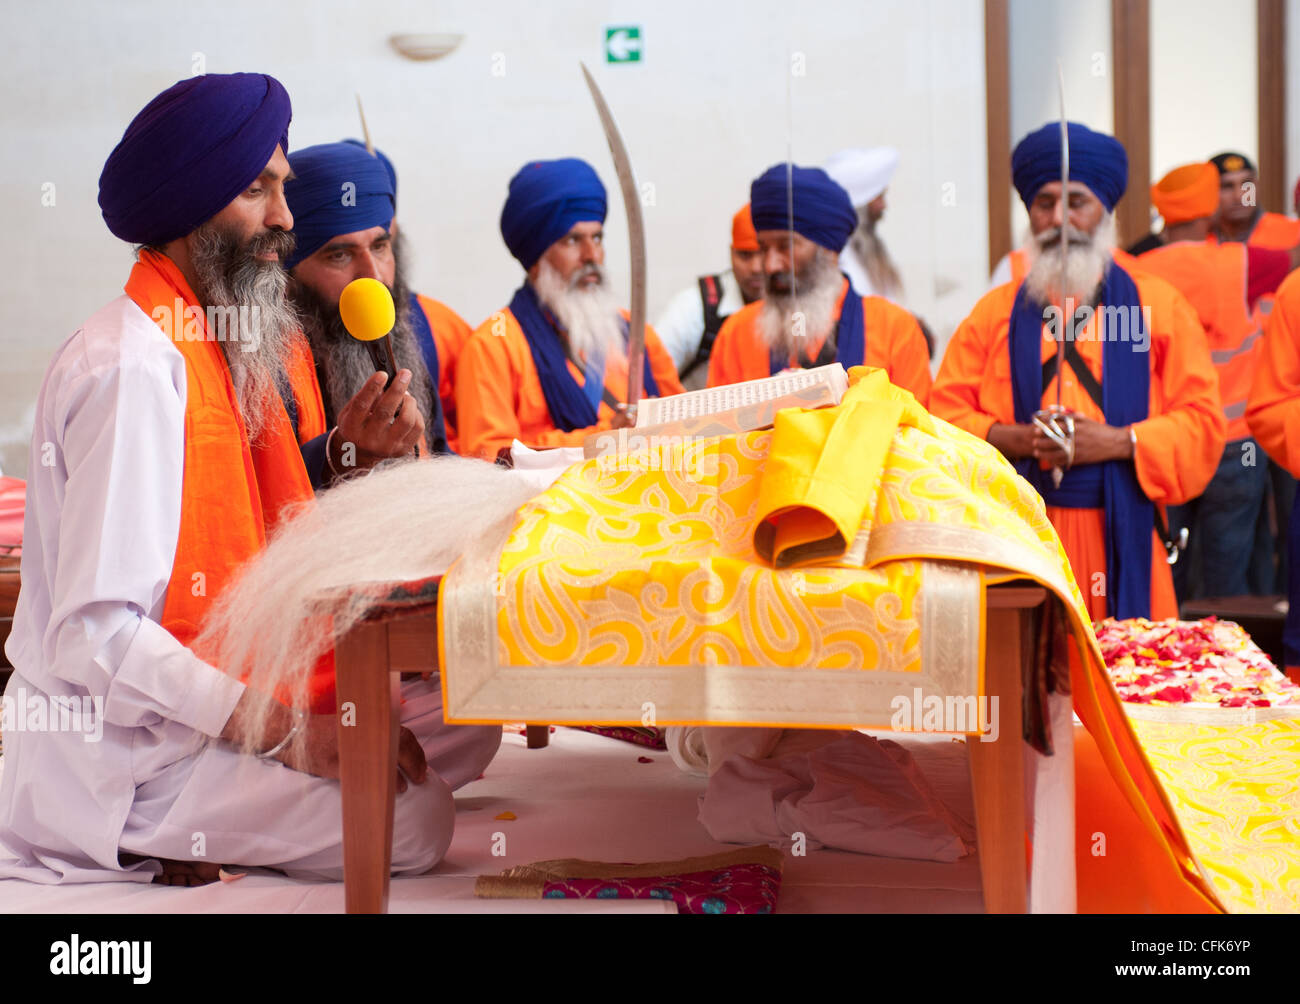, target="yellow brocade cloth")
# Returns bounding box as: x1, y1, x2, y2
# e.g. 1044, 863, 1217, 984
440, 367, 1298, 912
